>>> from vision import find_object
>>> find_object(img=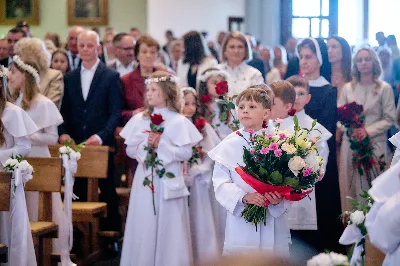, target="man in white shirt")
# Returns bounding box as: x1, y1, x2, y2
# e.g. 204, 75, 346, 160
66, 26, 84, 70
109, 33, 135, 76
59, 30, 122, 234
